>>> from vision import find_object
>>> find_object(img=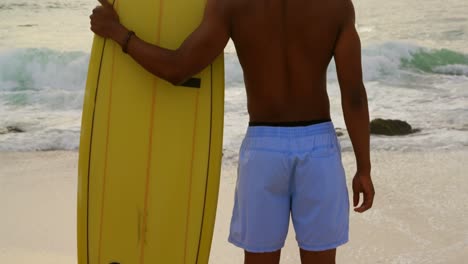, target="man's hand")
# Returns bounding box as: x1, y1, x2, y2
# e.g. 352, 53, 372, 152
90, 0, 123, 40
352, 171, 375, 213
